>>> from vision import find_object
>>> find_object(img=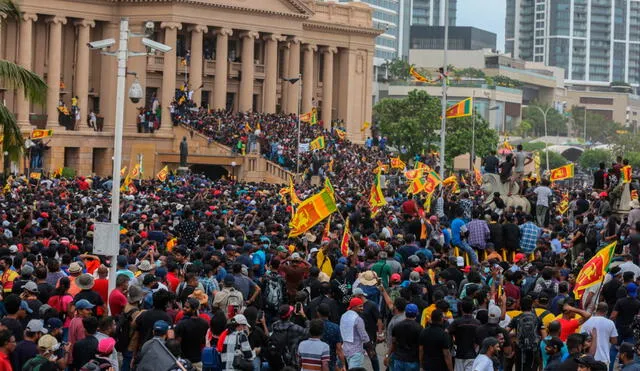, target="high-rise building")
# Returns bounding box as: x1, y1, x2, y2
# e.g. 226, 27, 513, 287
412, 0, 457, 26
506, 0, 640, 86
335, 0, 412, 64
